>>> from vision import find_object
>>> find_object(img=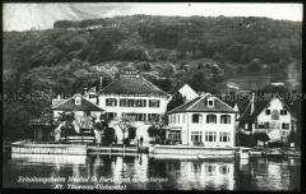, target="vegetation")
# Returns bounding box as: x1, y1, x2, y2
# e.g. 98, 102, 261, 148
3, 15, 302, 143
